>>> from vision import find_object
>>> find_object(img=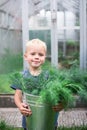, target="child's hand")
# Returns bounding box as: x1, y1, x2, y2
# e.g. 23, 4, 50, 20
19, 103, 32, 116
52, 103, 63, 112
